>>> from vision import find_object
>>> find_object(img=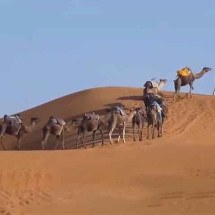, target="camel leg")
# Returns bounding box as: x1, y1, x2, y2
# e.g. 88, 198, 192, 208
152, 126, 155, 139
152, 122, 155, 139
76, 126, 81, 149
92, 130, 96, 147
55, 135, 60, 149
157, 114, 162, 138
117, 127, 121, 143
41, 131, 50, 150
173, 92, 176, 101
82, 132, 87, 149
173, 79, 181, 100
0, 136, 6, 151
132, 123, 136, 141
61, 132, 65, 150
76, 126, 86, 149
140, 123, 143, 141
189, 84, 193, 98
108, 130, 113, 144
0, 123, 7, 136
122, 123, 126, 143
173, 90, 180, 101
157, 123, 160, 138
17, 134, 22, 150
108, 124, 115, 145
138, 125, 141, 141
147, 125, 150, 139
98, 128, 104, 146
161, 117, 164, 134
